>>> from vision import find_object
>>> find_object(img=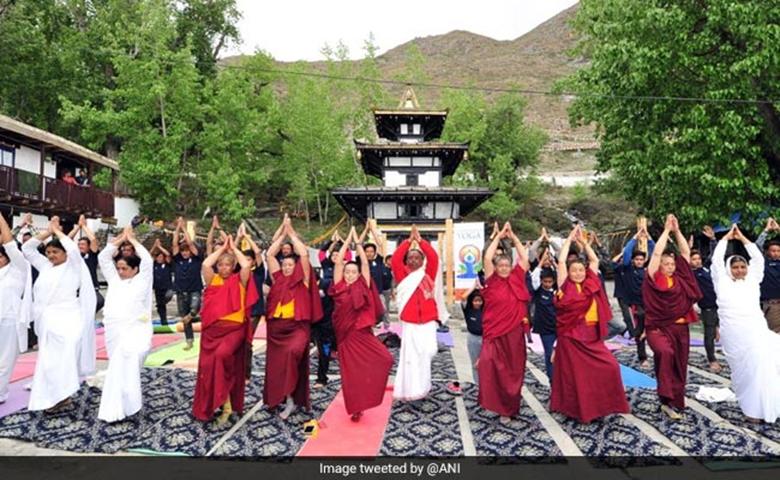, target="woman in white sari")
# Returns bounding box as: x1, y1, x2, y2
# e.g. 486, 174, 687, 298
0, 214, 32, 404
711, 224, 780, 423
22, 216, 96, 413
97, 225, 153, 422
